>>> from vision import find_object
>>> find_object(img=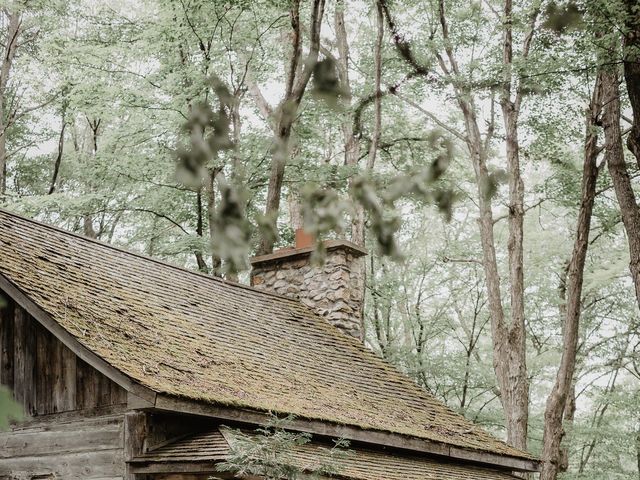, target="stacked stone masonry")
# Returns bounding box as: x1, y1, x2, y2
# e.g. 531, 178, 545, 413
250, 242, 366, 340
